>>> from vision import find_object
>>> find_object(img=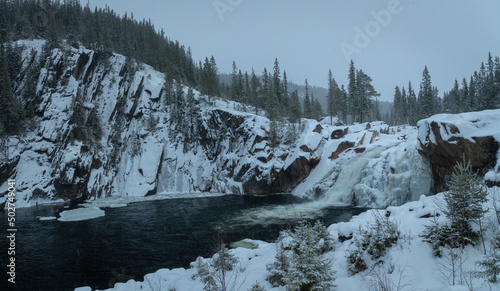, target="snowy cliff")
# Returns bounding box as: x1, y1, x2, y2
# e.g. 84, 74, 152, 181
0, 40, 314, 207
1, 40, 435, 208
417, 110, 500, 190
